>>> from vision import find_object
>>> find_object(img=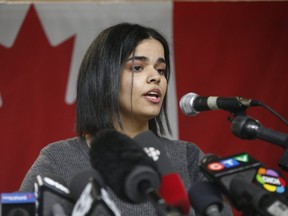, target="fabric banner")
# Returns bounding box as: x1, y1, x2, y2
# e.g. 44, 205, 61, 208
174, 1, 288, 172
0, 2, 175, 192
1, 2, 288, 215
174, 2, 288, 215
